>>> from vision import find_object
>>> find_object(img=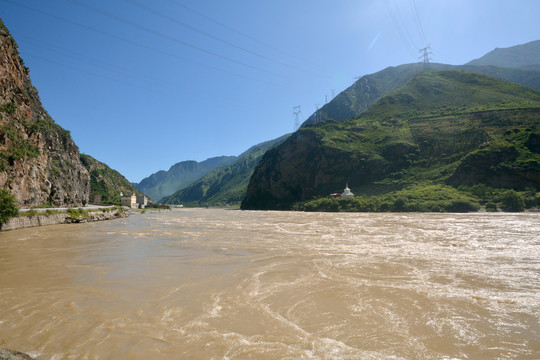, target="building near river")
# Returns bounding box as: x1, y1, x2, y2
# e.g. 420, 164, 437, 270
120, 192, 138, 209
120, 192, 148, 209
136, 195, 148, 208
